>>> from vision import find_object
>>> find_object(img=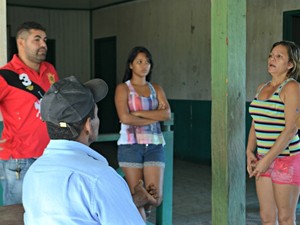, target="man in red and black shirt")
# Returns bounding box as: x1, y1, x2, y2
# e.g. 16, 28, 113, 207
0, 21, 59, 205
